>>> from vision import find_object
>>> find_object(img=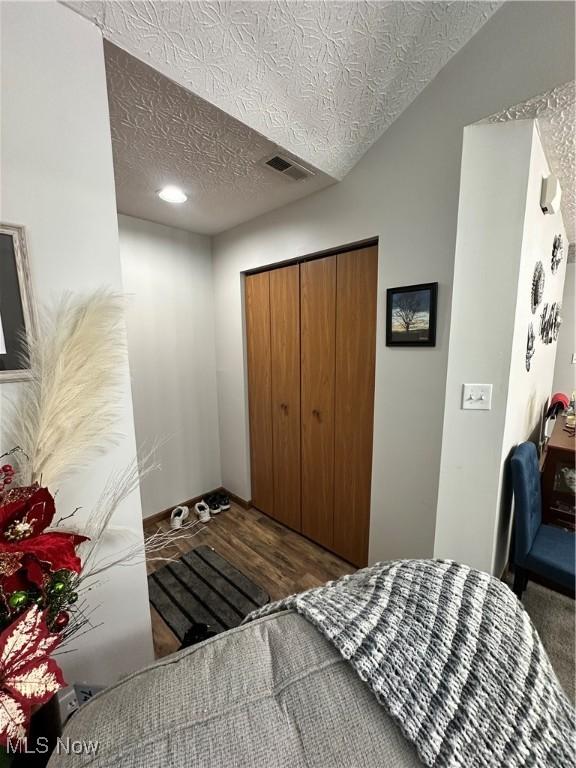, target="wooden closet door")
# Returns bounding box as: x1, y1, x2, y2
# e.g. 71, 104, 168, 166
333, 247, 378, 566
245, 272, 274, 516
270, 265, 301, 530
300, 256, 336, 548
